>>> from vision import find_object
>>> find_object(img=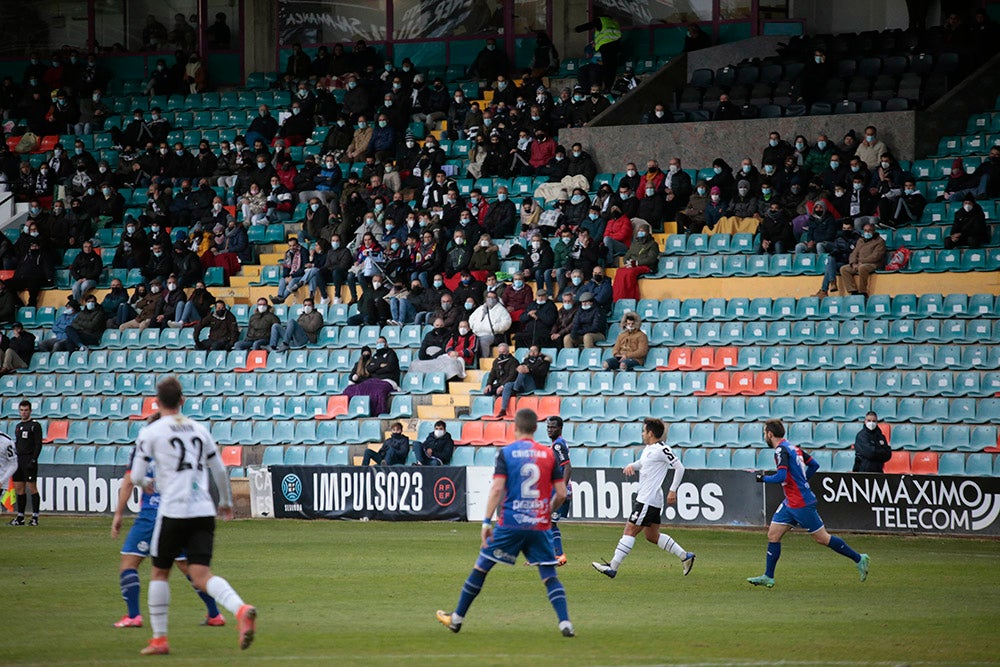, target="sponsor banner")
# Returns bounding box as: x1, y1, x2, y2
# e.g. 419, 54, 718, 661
277, 0, 387, 45
564, 469, 765, 527
32, 465, 131, 515
271, 465, 466, 520
766, 473, 1000, 536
